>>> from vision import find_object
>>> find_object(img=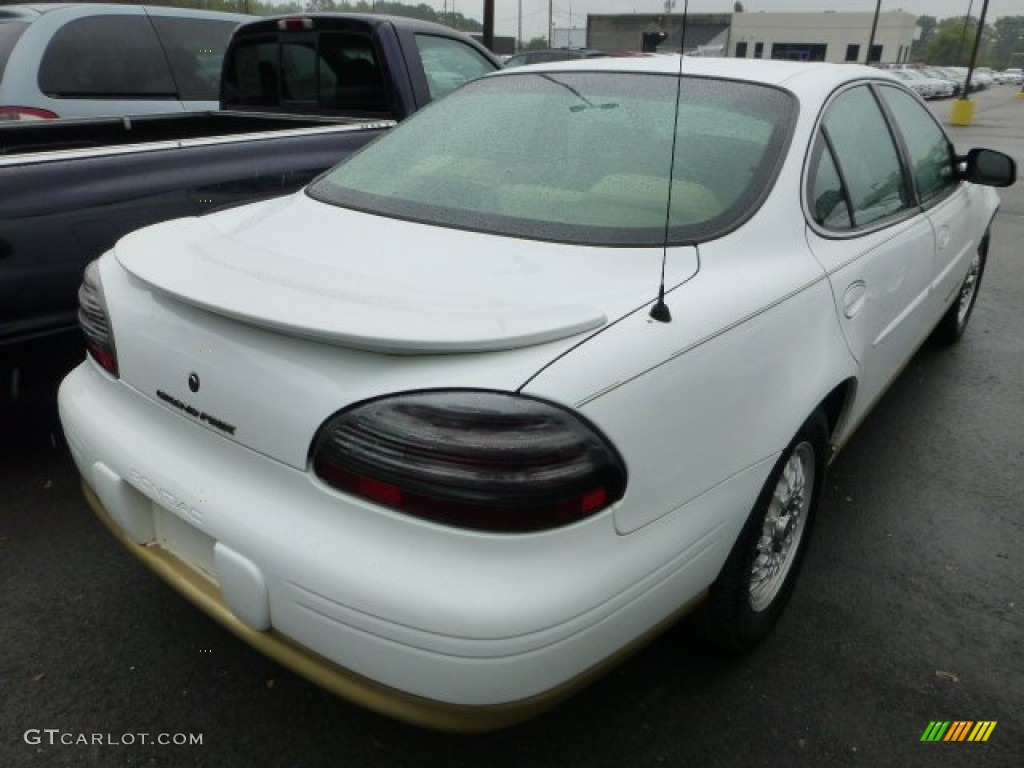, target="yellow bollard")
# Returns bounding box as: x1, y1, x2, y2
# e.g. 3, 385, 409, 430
949, 98, 975, 125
